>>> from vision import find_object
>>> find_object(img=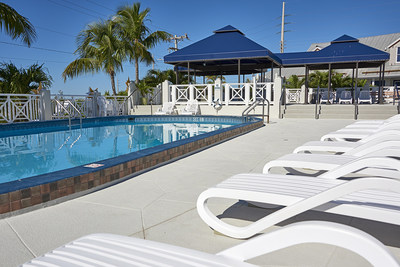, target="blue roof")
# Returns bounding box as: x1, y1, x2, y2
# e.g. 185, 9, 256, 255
277, 35, 389, 68
164, 25, 281, 65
